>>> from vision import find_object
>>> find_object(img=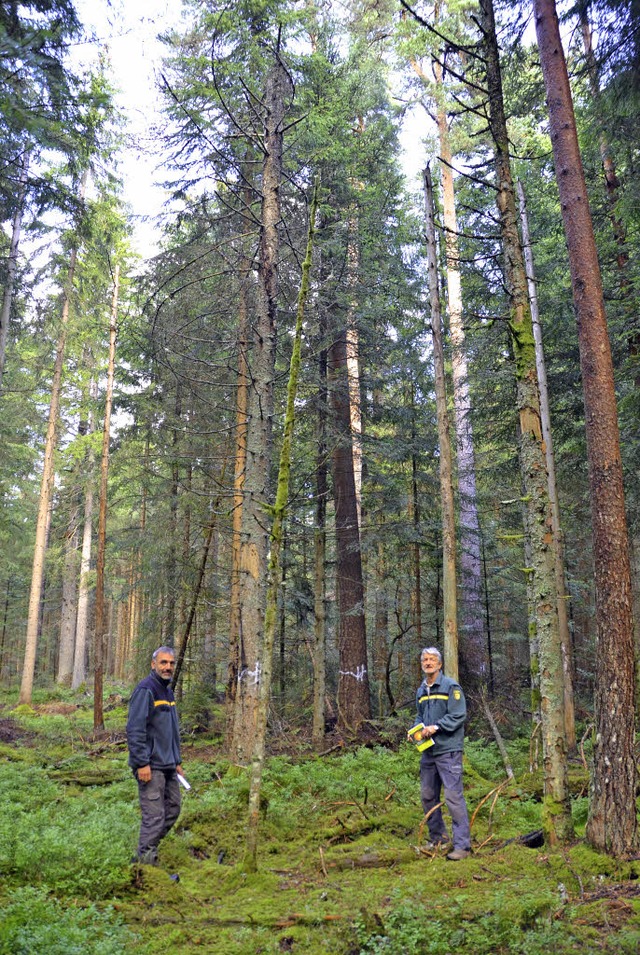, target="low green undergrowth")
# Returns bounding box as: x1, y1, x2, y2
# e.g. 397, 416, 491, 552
0, 689, 639, 955
0, 887, 135, 955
